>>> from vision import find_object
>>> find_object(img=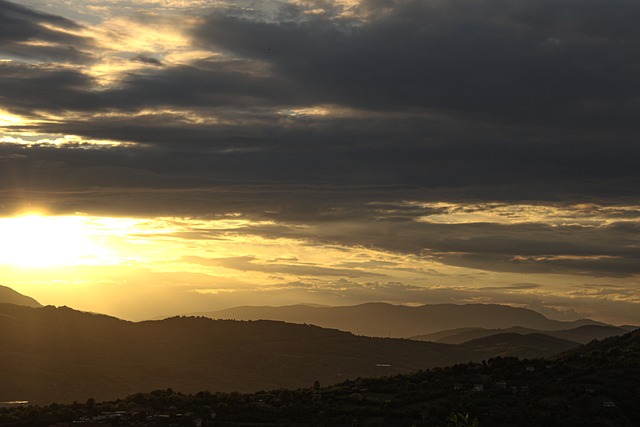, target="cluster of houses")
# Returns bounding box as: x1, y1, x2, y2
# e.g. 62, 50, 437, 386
50, 408, 215, 427
449, 364, 617, 408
